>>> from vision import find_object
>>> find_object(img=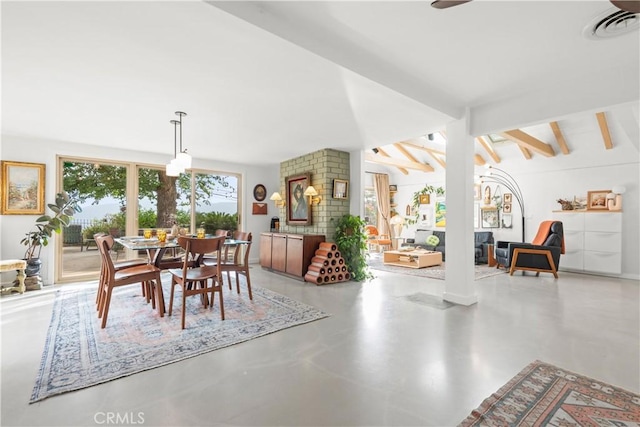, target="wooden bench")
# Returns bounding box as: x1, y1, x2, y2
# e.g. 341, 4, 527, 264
0, 259, 26, 294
